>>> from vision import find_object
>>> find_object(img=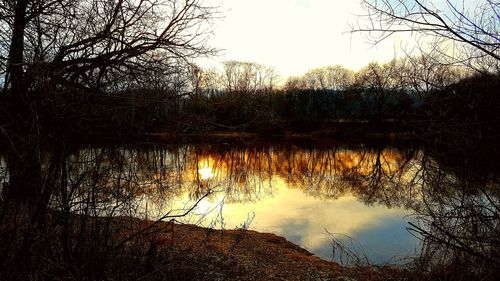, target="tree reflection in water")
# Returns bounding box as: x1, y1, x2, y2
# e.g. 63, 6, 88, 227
0, 142, 499, 278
